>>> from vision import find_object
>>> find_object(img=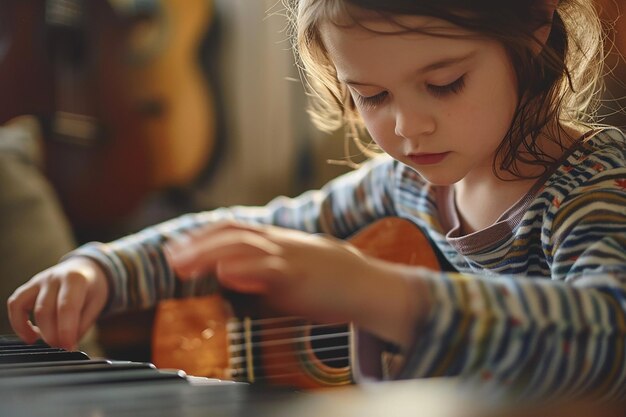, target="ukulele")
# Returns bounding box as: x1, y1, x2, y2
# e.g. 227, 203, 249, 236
152, 217, 441, 388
